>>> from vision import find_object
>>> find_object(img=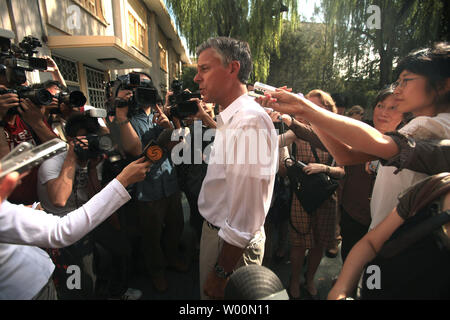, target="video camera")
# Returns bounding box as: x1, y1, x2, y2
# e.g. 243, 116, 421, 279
0, 30, 47, 87
168, 80, 201, 120
0, 29, 53, 114
107, 73, 159, 117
